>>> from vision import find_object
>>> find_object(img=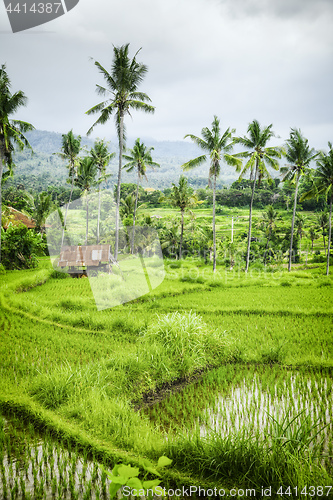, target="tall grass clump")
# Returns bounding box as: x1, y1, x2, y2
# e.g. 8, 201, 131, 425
141, 312, 229, 379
